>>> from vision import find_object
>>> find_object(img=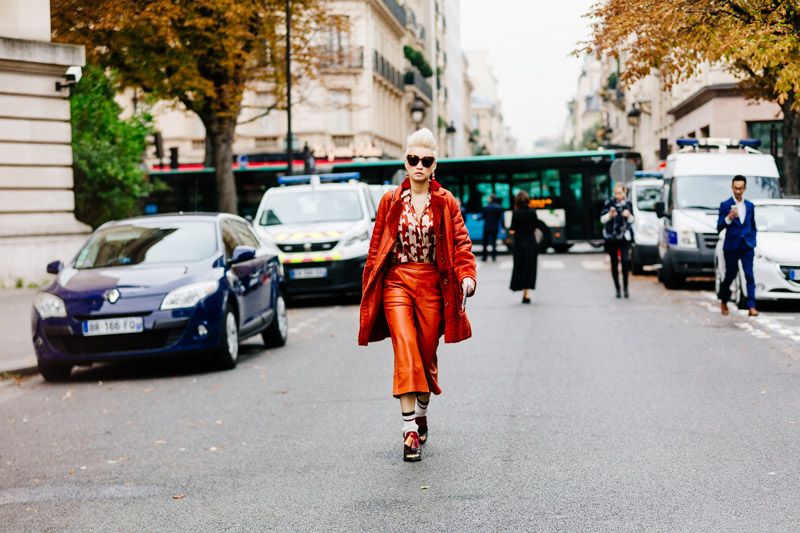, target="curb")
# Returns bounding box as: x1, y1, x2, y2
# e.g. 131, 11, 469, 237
0, 365, 39, 379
